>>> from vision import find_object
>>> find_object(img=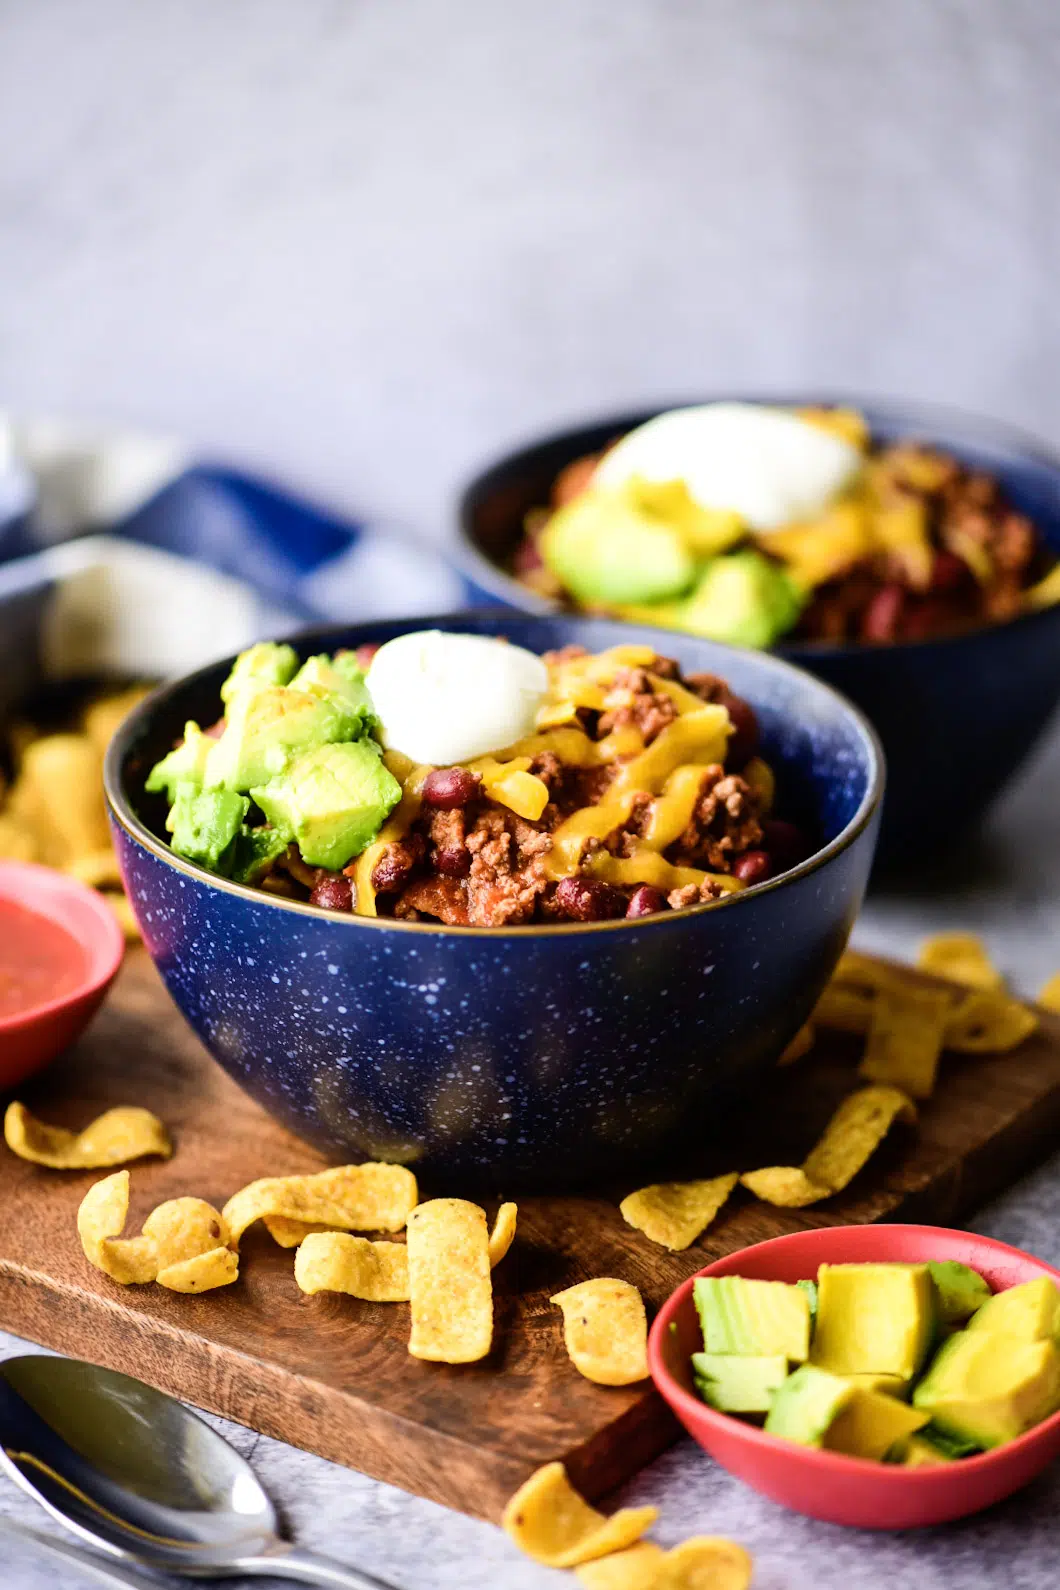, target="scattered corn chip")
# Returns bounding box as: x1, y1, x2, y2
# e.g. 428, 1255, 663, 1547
103, 891, 141, 942
833, 950, 912, 997
82, 687, 151, 754
917, 932, 1004, 991
19, 735, 111, 860
945, 990, 1038, 1053
576, 1543, 666, 1589
502, 1462, 657, 1568
741, 1086, 916, 1207
488, 1202, 518, 1267
1038, 973, 1060, 1014
294, 1232, 409, 1300
222, 1163, 418, 1246
812, 985, 873, 1035
550, 1278, 649, 1385
262, 1216, 332, 1248
620, 1174, 738, 1251
858, 985, 953, 1099
658, 1537, 753, 1590
0, 814, 37, 861
64, 848, 123, 890
406, 1198, 493, 1363
778, 1023, 815, 1066
77, 1172, 237, 1291
5, 1102, 171, 1169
